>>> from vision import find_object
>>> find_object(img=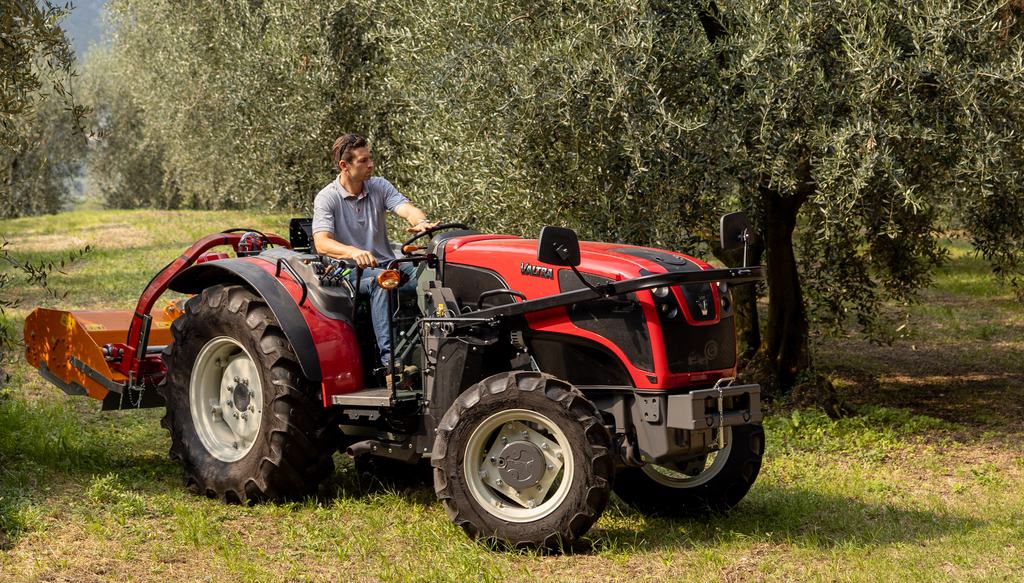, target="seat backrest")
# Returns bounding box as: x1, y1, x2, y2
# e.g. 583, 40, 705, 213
290, 218, 314, 252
